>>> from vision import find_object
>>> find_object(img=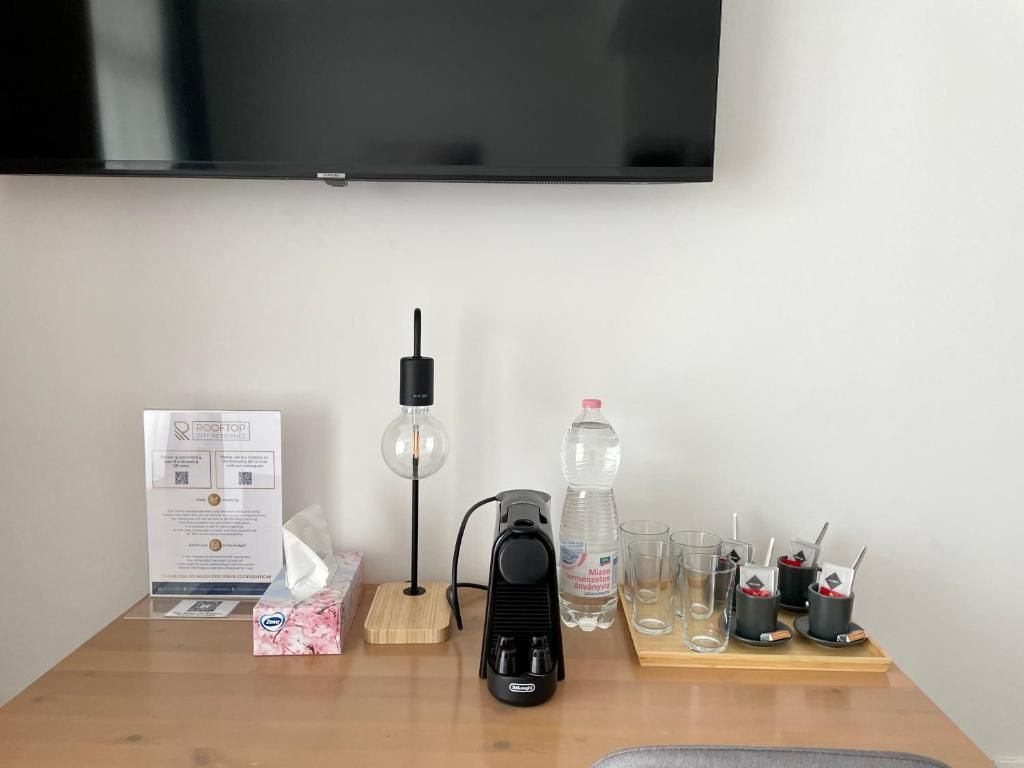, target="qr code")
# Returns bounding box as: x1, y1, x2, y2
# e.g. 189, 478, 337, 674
174, 471, 189, 485
187, 601, 223, 613
238, 471, 253, 486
